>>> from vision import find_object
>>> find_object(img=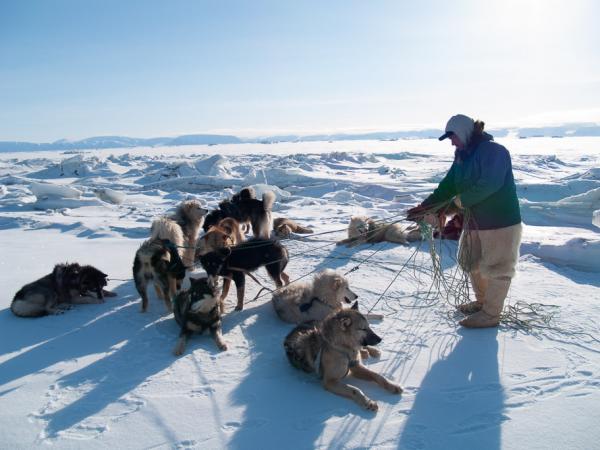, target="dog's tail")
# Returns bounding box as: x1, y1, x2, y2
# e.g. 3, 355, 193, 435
151, 218, 184, 248
11, 298, 48, 317
262, 191, 276, 211
283, 322, 321, 373
271, 289, 297, 324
